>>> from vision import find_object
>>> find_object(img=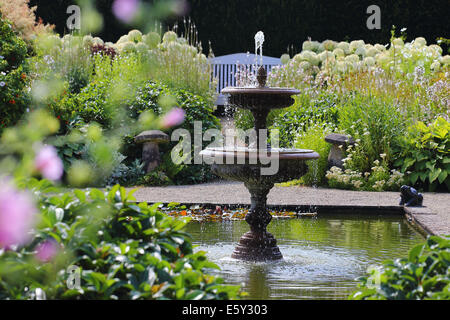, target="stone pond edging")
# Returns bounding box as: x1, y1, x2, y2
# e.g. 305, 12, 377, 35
129, 181, 450, 237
